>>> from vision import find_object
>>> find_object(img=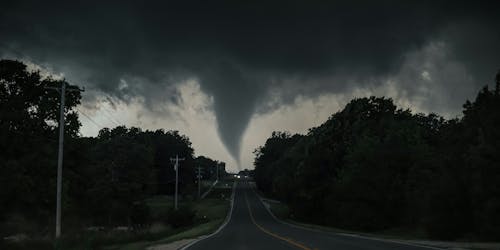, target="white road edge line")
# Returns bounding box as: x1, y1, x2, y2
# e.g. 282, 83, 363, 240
251, 185, 443, 250
179, 181, 237, 250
